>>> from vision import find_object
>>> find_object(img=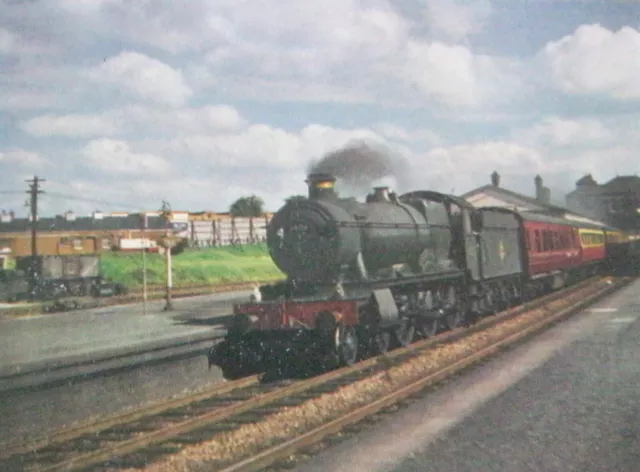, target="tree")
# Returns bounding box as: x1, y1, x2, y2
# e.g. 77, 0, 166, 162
230, 195, 265, 217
